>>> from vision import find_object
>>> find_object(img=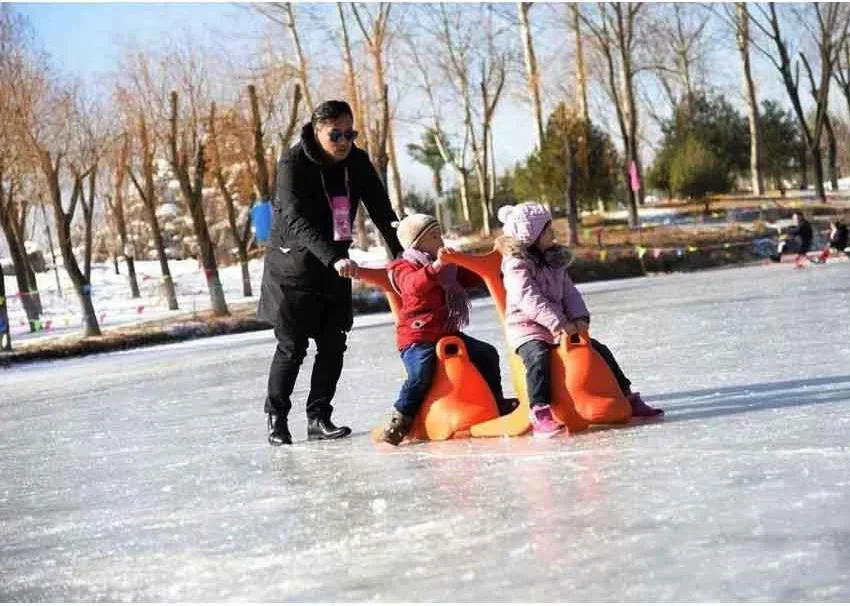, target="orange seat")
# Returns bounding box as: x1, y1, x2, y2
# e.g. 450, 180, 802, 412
358, 266, 500, 443
557, 332, 631, 425
407, 336, 500, 441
